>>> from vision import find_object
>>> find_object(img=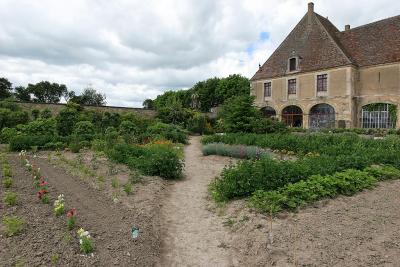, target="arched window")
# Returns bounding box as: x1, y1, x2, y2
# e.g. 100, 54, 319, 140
261, 106, 276, 118
309, 103, 335, 129
361, 103, 397, 129
282, 105, 303, 127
